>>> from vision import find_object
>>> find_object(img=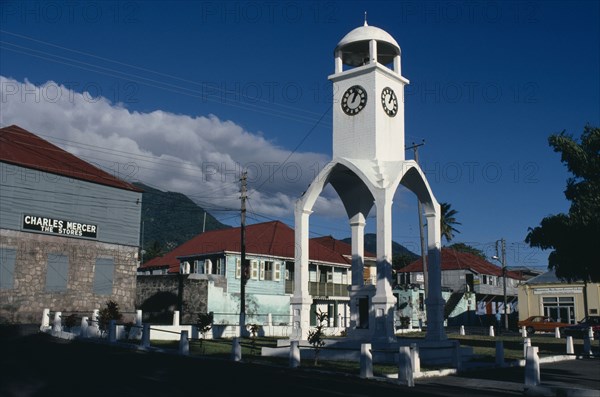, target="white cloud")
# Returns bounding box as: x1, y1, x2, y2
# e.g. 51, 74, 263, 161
0, 76, 338, 224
